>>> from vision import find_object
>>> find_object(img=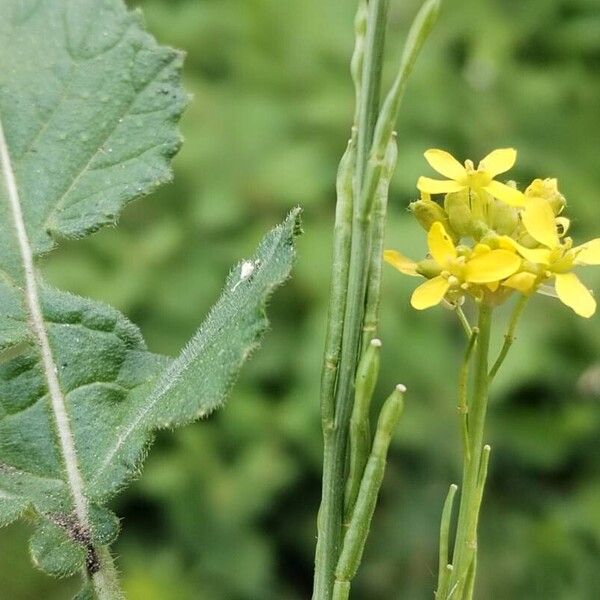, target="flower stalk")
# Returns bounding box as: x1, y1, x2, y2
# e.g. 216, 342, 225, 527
447, 304, 493, 598
385, 96, 600, 600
